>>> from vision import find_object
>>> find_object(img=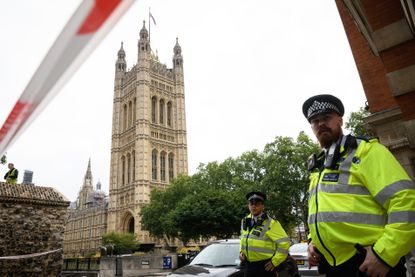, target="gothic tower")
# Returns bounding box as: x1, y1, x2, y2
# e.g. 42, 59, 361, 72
107, 21, 188, 242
